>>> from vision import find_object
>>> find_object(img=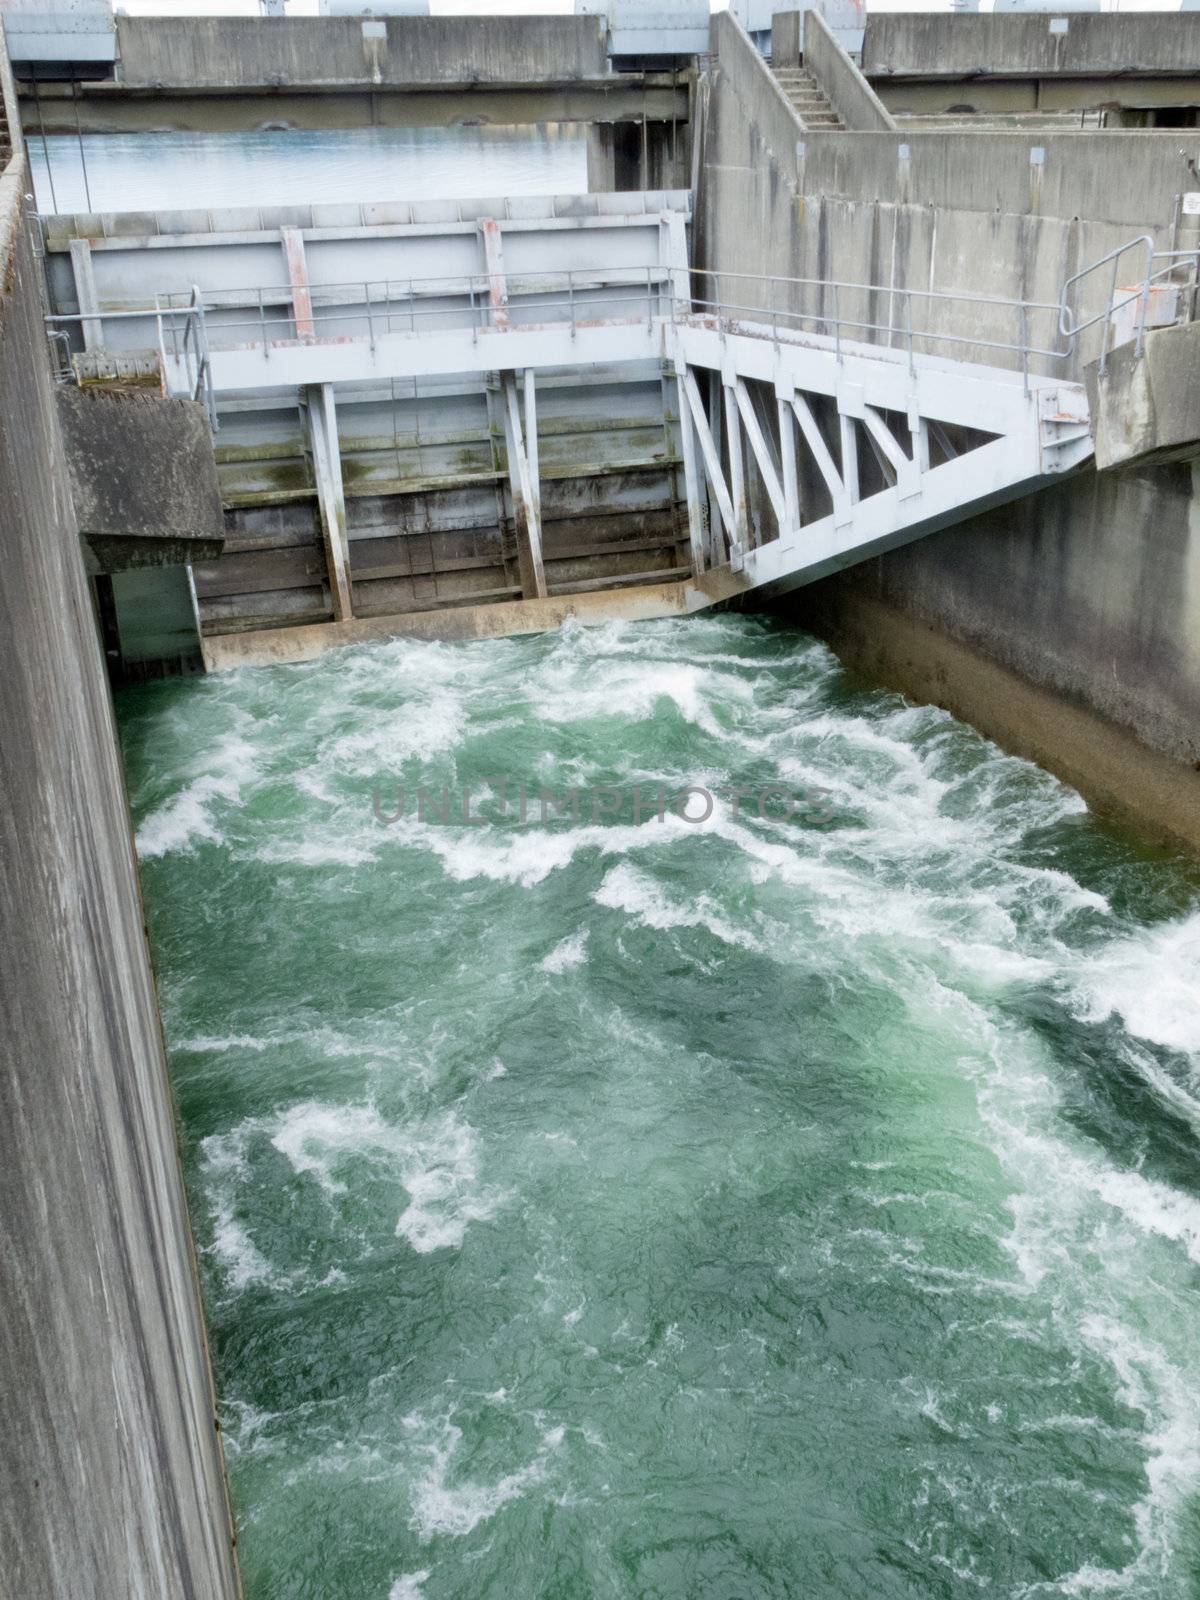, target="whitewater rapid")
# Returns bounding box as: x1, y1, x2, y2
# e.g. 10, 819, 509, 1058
119, 615, 1200, 1600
